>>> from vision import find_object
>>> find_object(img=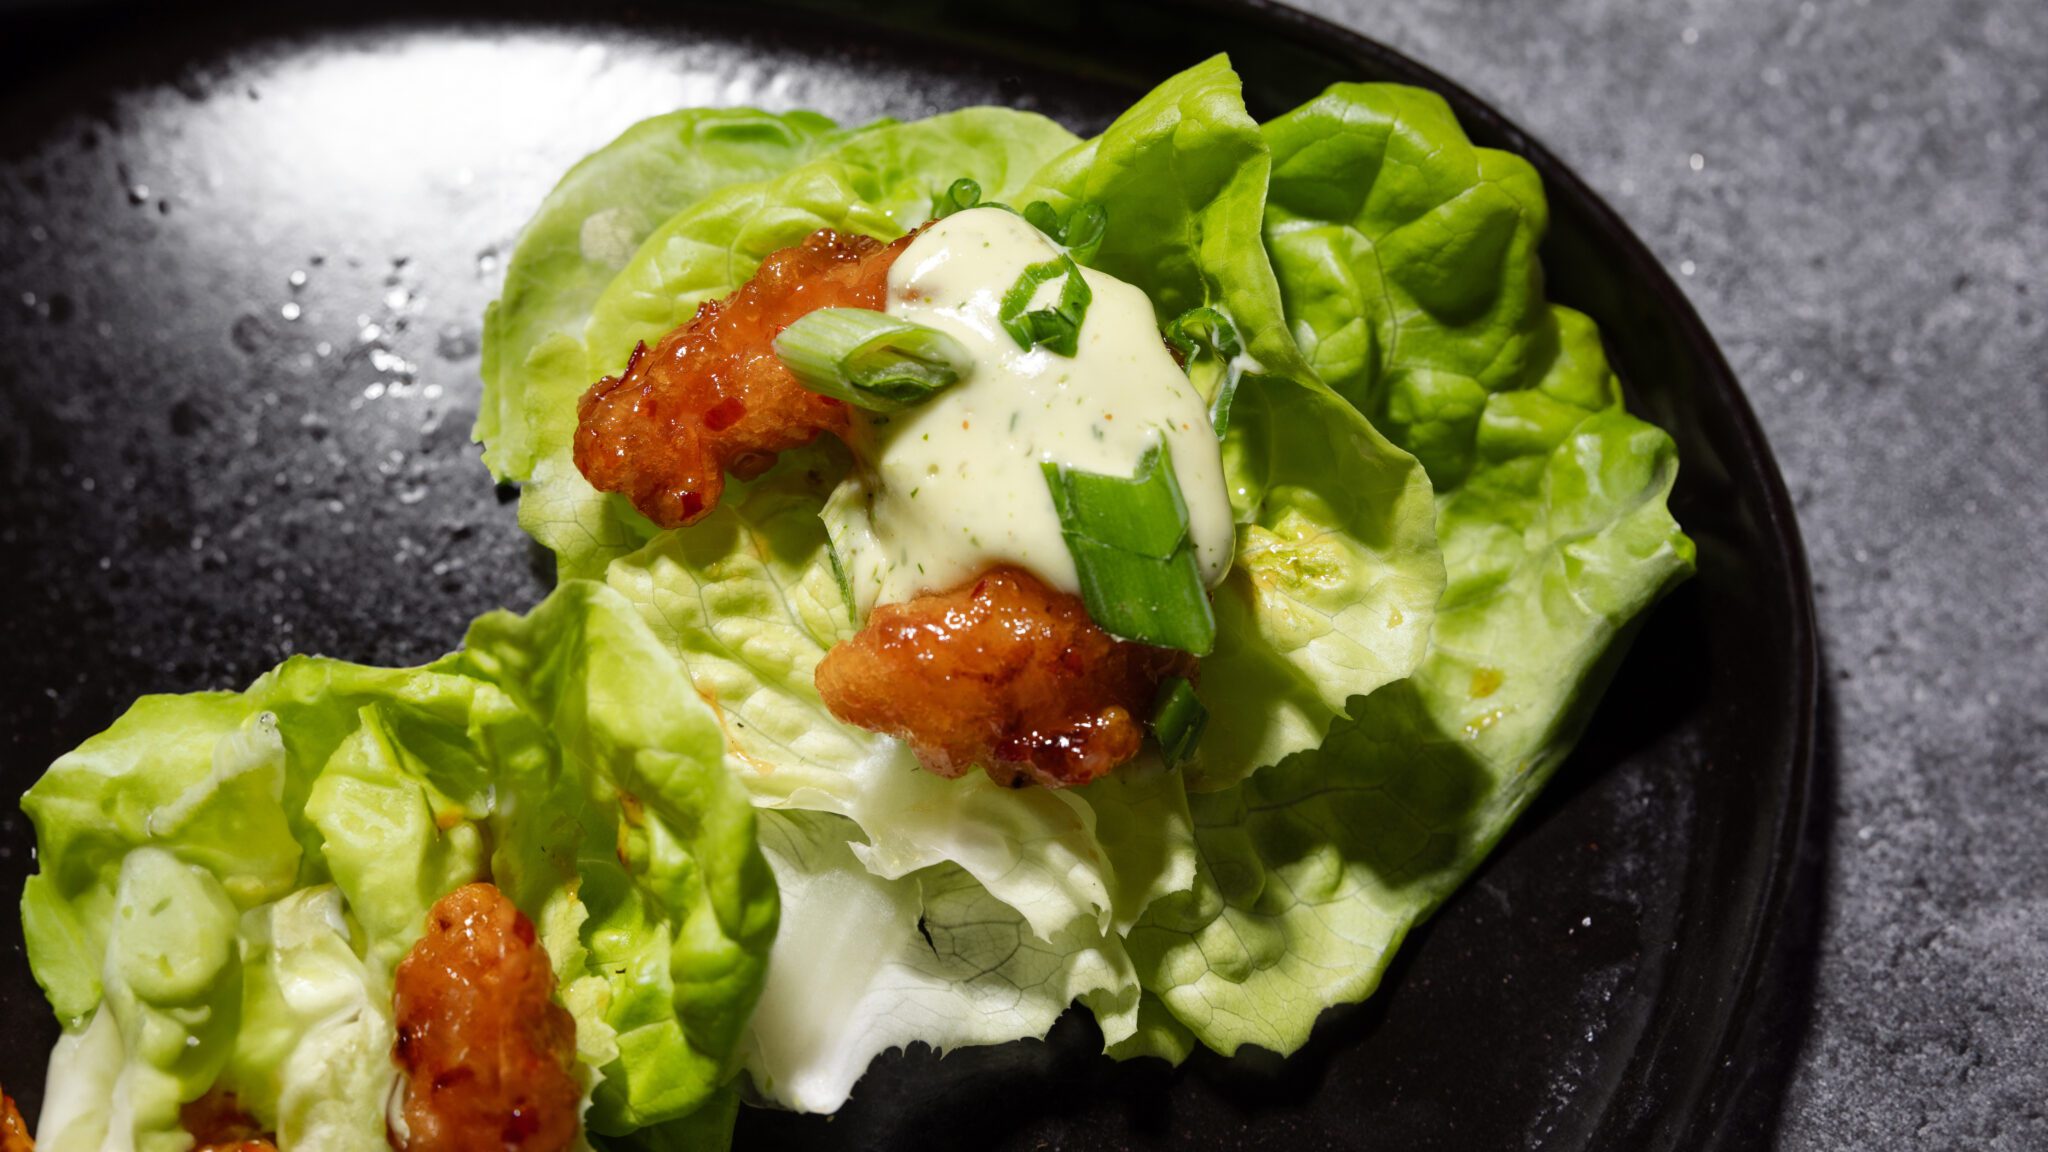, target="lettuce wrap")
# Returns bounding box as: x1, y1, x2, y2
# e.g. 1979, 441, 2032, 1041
19, 582, 774, 1151
469, 54, 1691, 1108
